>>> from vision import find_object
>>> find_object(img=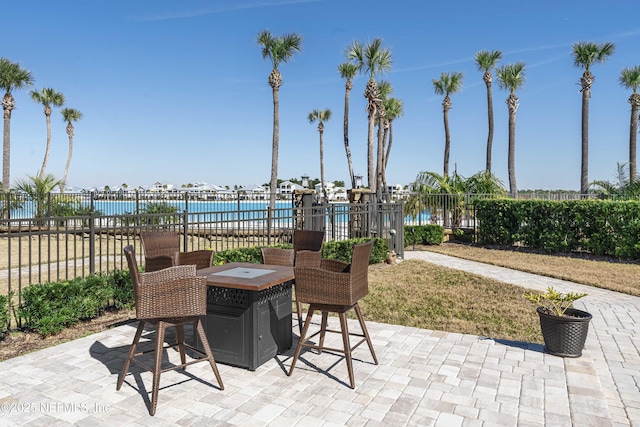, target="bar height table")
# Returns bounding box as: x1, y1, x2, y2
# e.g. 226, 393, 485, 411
196, 262, 294, 371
